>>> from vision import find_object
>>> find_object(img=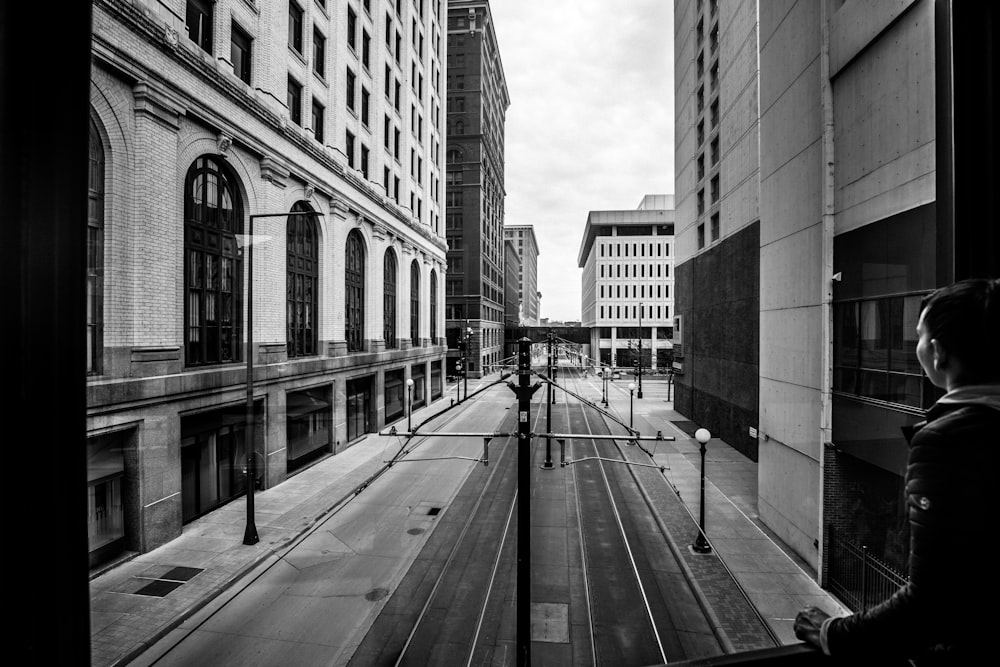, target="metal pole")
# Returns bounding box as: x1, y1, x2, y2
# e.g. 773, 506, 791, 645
638, 304, 643, 398
243, 215, 259, 546
516, 337, 532, 667
544, 335, 553, 469
692, 428, 712, 553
